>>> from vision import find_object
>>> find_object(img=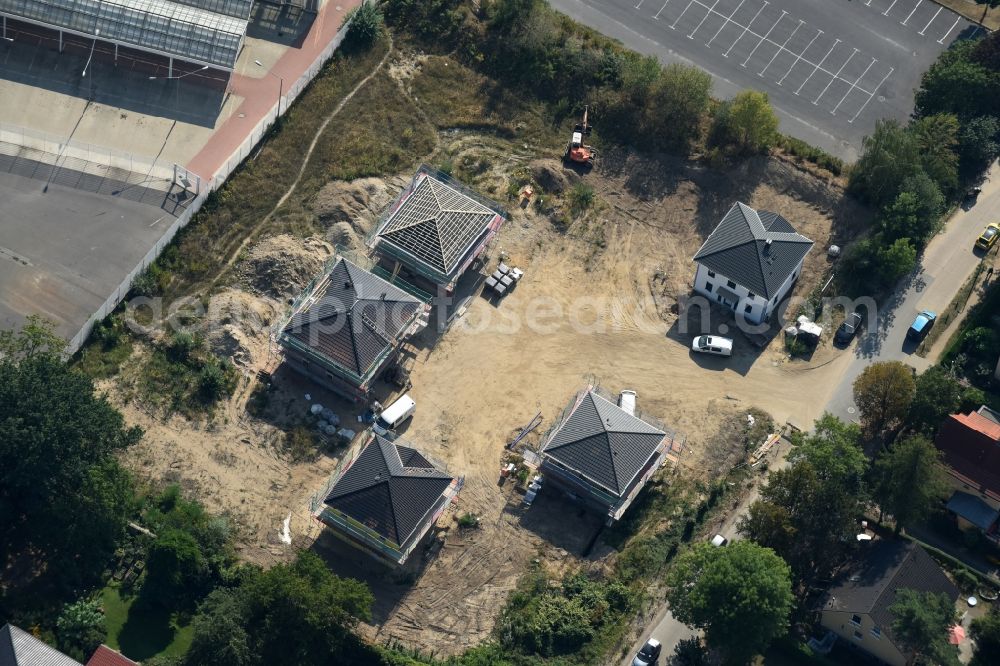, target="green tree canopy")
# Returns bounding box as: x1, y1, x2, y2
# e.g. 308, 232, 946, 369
788, 413, 867, 492
878, 190, 939, 245
143, 529, 210, 603
890, 589, 960, 666
959, 115, 1000, 170
56, 597, 106, 661
849, 119, 922, 208
915, 39, 1000, 120
910, 113, 960, 194
184, 551, 375, 666
712, 90, 779, 155
665, 541, 793, 664
0, 320, 141, 592
853, 361, 916, 437
907, 366, 985, 435
873, 435, 948, 534
970, 609, 1000, 666
644, 64, 712, 152
739, 459, 861, 584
